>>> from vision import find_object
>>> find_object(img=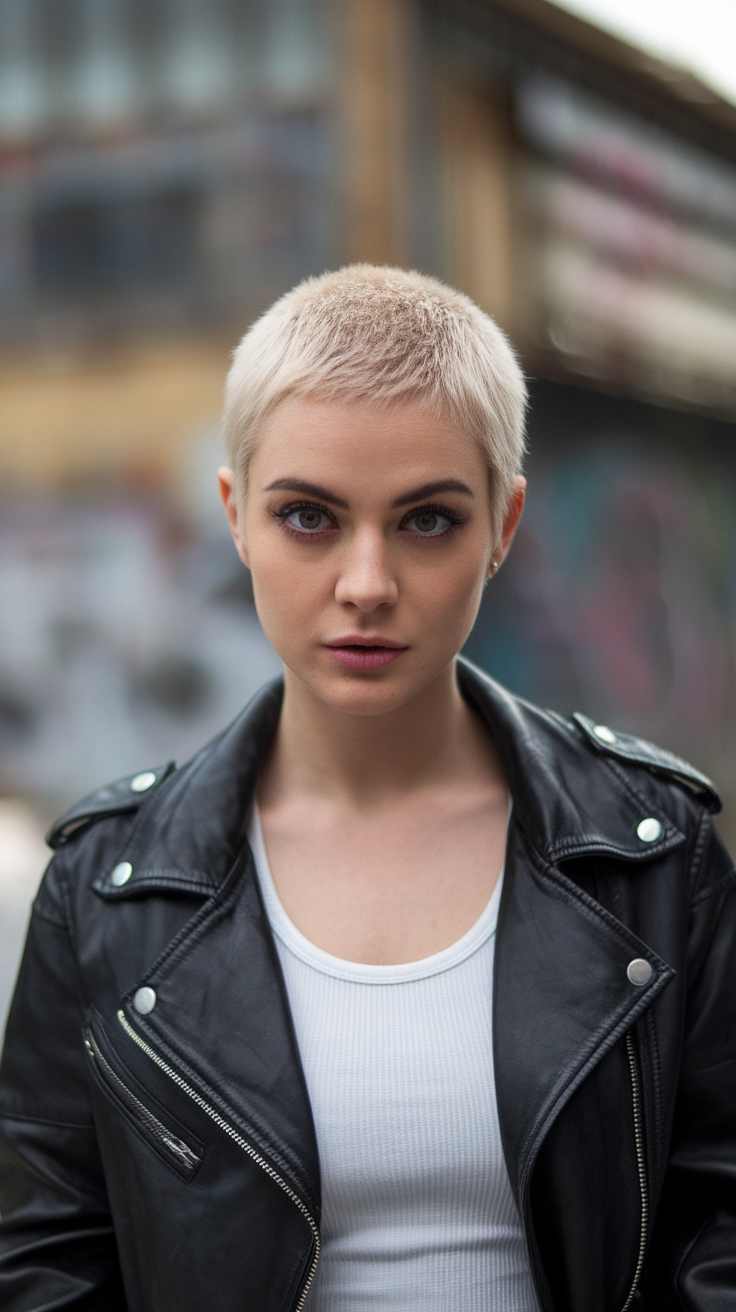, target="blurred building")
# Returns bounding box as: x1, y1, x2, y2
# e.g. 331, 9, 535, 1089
417, 0, 736, 851
3, 0, 736, 897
